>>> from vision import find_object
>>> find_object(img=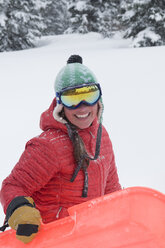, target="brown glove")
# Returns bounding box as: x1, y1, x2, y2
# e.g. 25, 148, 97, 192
6, 196, 41, 243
